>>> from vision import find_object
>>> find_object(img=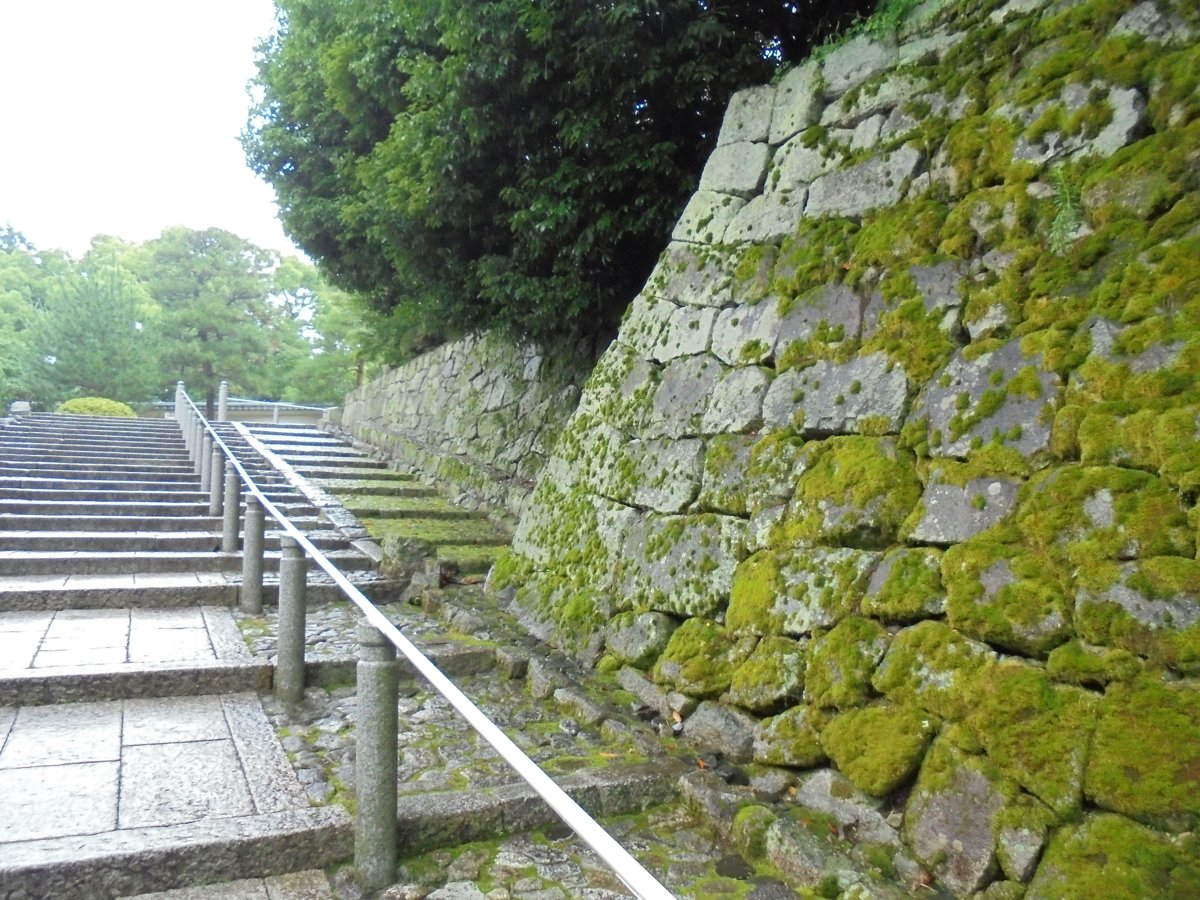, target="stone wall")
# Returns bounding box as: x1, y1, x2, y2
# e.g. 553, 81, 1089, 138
327, 331, 598, 521
499, 0, 1200, 894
